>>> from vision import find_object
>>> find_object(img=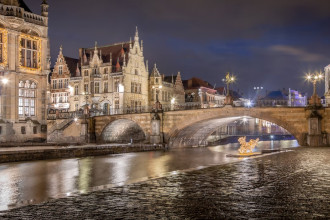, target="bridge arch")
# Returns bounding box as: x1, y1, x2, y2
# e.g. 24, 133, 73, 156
100, 119, 146, 143
169, 116, 297, 147
165, 107, 307, 147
